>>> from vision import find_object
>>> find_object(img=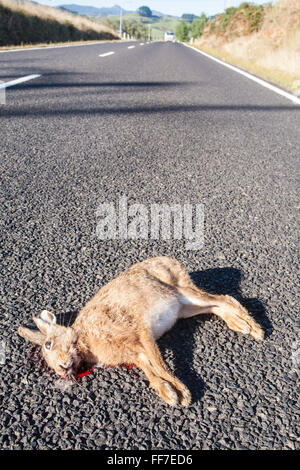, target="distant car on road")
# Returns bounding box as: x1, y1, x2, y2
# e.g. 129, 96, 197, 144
164, 31, 175, 42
